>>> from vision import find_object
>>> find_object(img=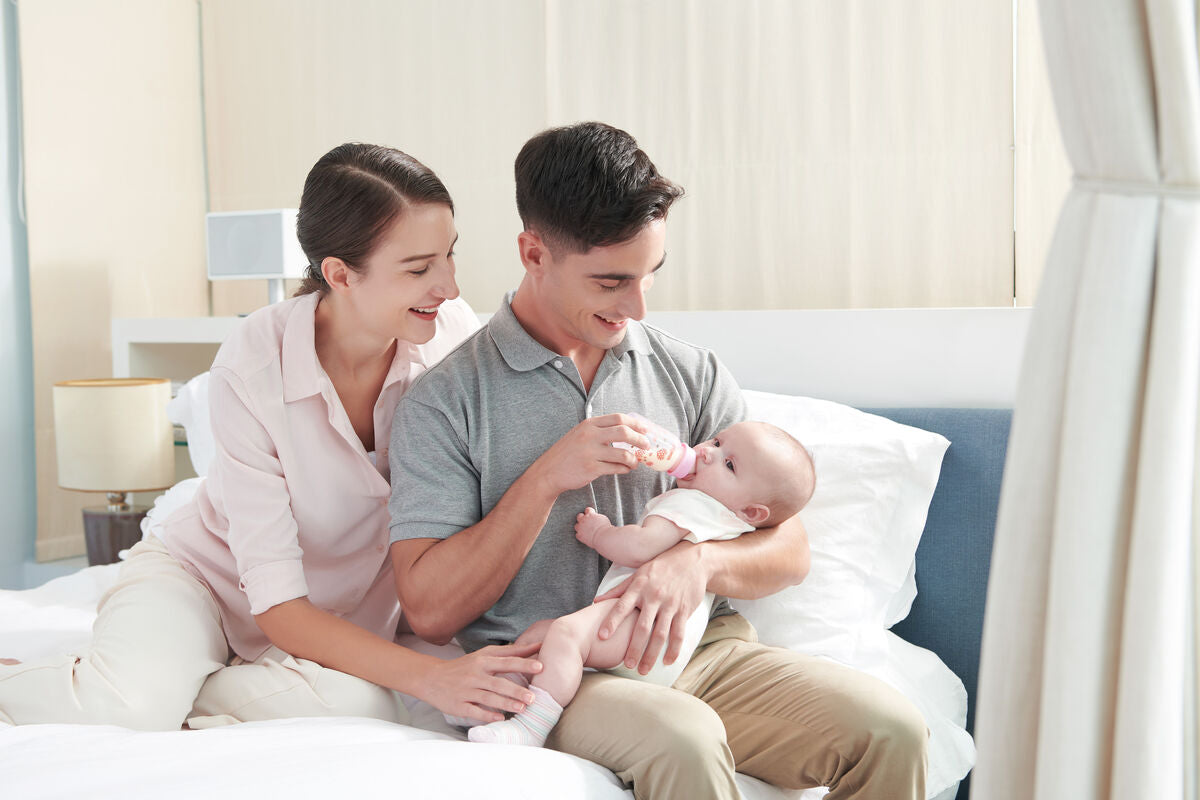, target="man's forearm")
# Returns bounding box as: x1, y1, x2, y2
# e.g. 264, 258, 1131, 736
699, 515, 810, 599
392, 464, 561, 643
